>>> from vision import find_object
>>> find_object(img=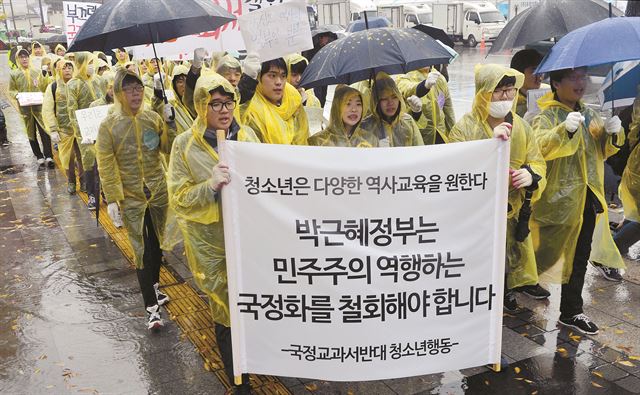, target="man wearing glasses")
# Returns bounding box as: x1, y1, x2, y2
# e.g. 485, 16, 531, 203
449, 64, 547, 315
531, 67, 624, 335
96, 70, 175, 331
